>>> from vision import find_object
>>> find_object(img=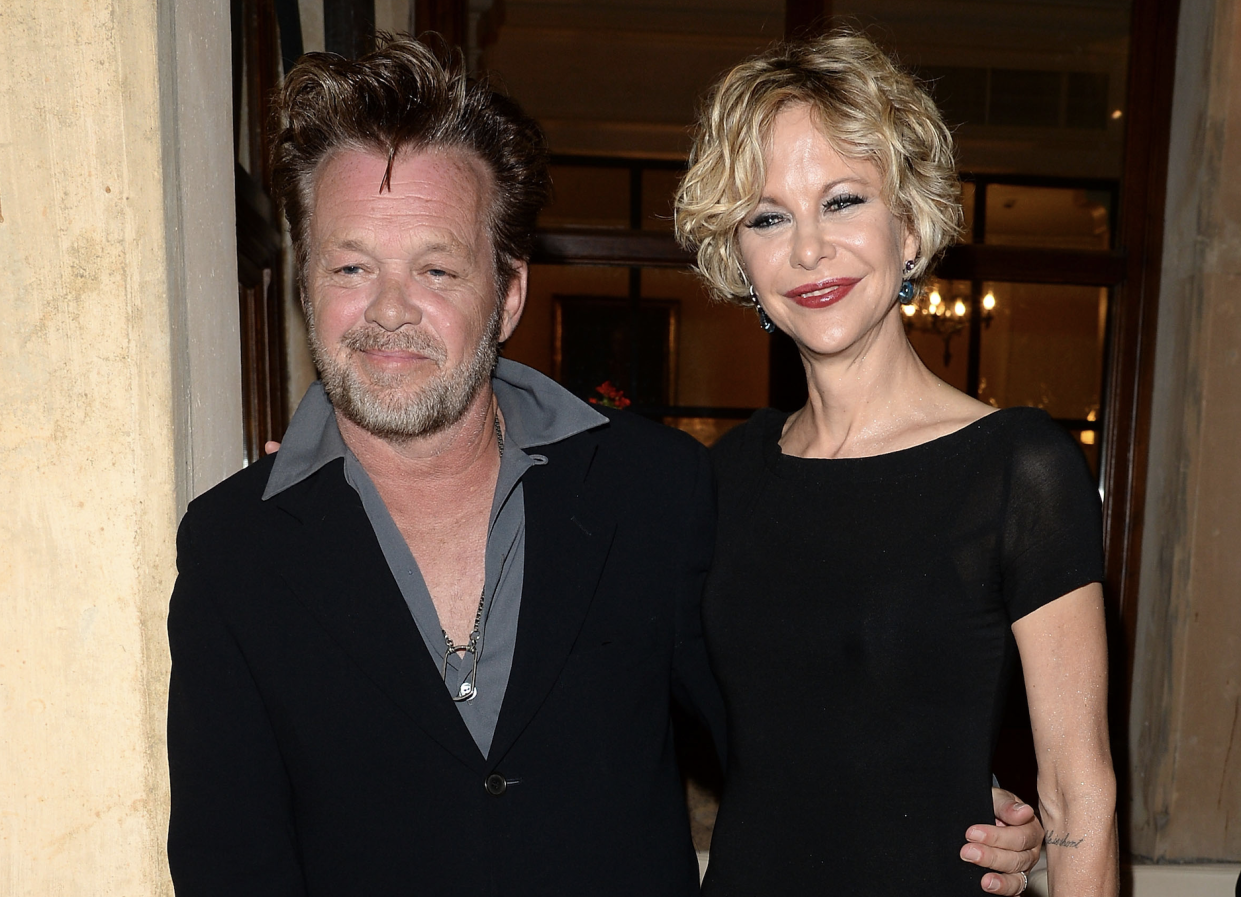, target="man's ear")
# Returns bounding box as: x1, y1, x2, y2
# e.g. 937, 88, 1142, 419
498, 261, 528, 343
